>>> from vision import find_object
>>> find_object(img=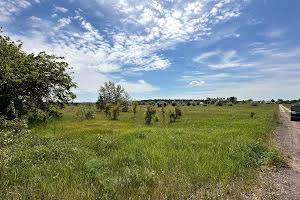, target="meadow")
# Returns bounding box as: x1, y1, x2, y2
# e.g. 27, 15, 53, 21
0, 104, 284, 199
